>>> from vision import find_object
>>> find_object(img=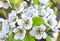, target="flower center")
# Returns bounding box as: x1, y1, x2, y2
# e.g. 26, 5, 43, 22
13, 18, 16, 22
24, 20, 29, 26
19, 29, 23, 34
36, 28, 42, 34
47, 19, 51, 26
